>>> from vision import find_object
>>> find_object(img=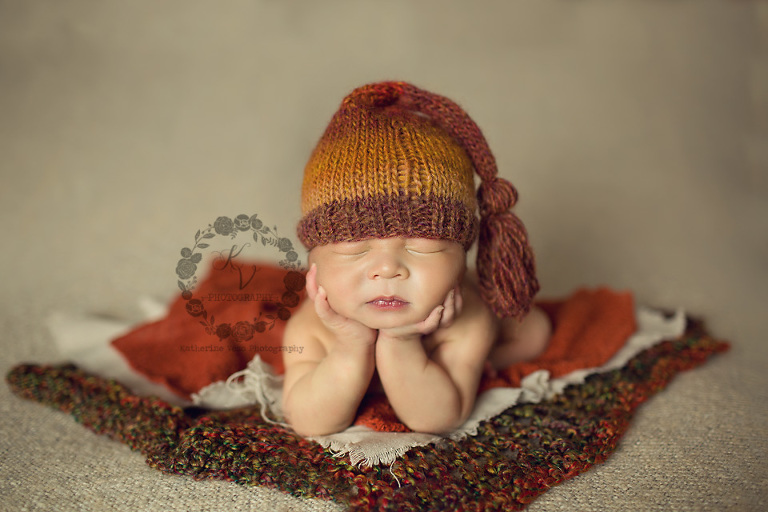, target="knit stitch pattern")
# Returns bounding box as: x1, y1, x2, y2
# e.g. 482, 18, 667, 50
6, 318, 727, 511
298, 82, 478, 251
